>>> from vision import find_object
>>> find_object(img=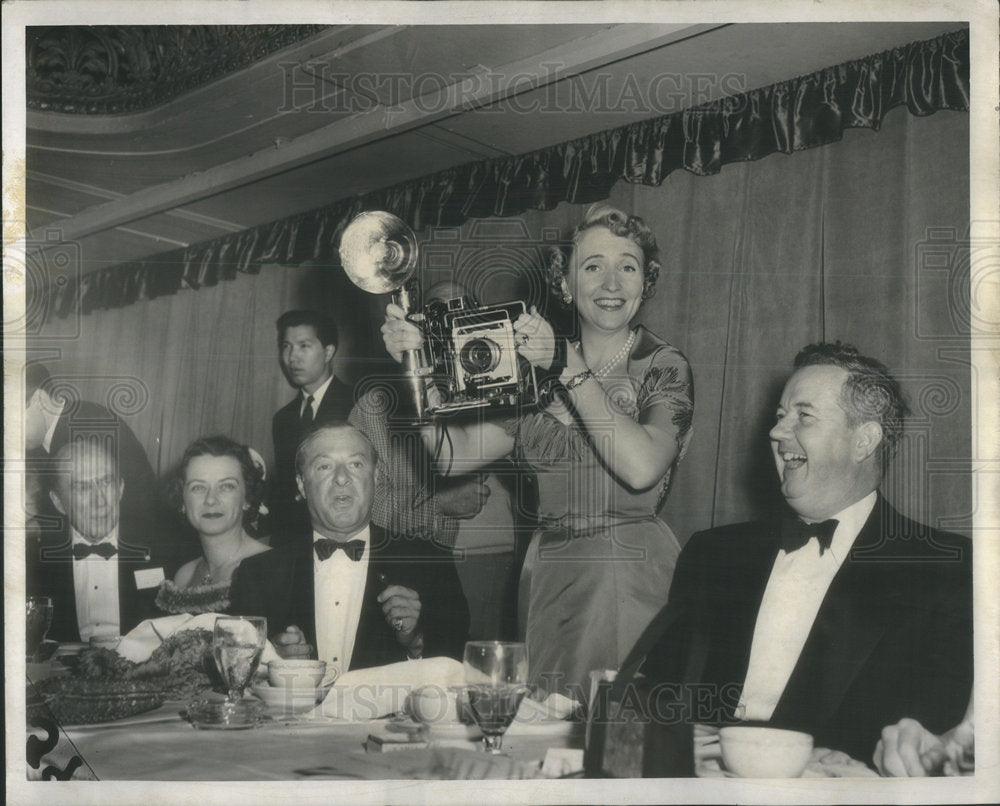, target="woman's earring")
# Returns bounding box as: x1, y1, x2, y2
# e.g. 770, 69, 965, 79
561, 289, 573, 306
